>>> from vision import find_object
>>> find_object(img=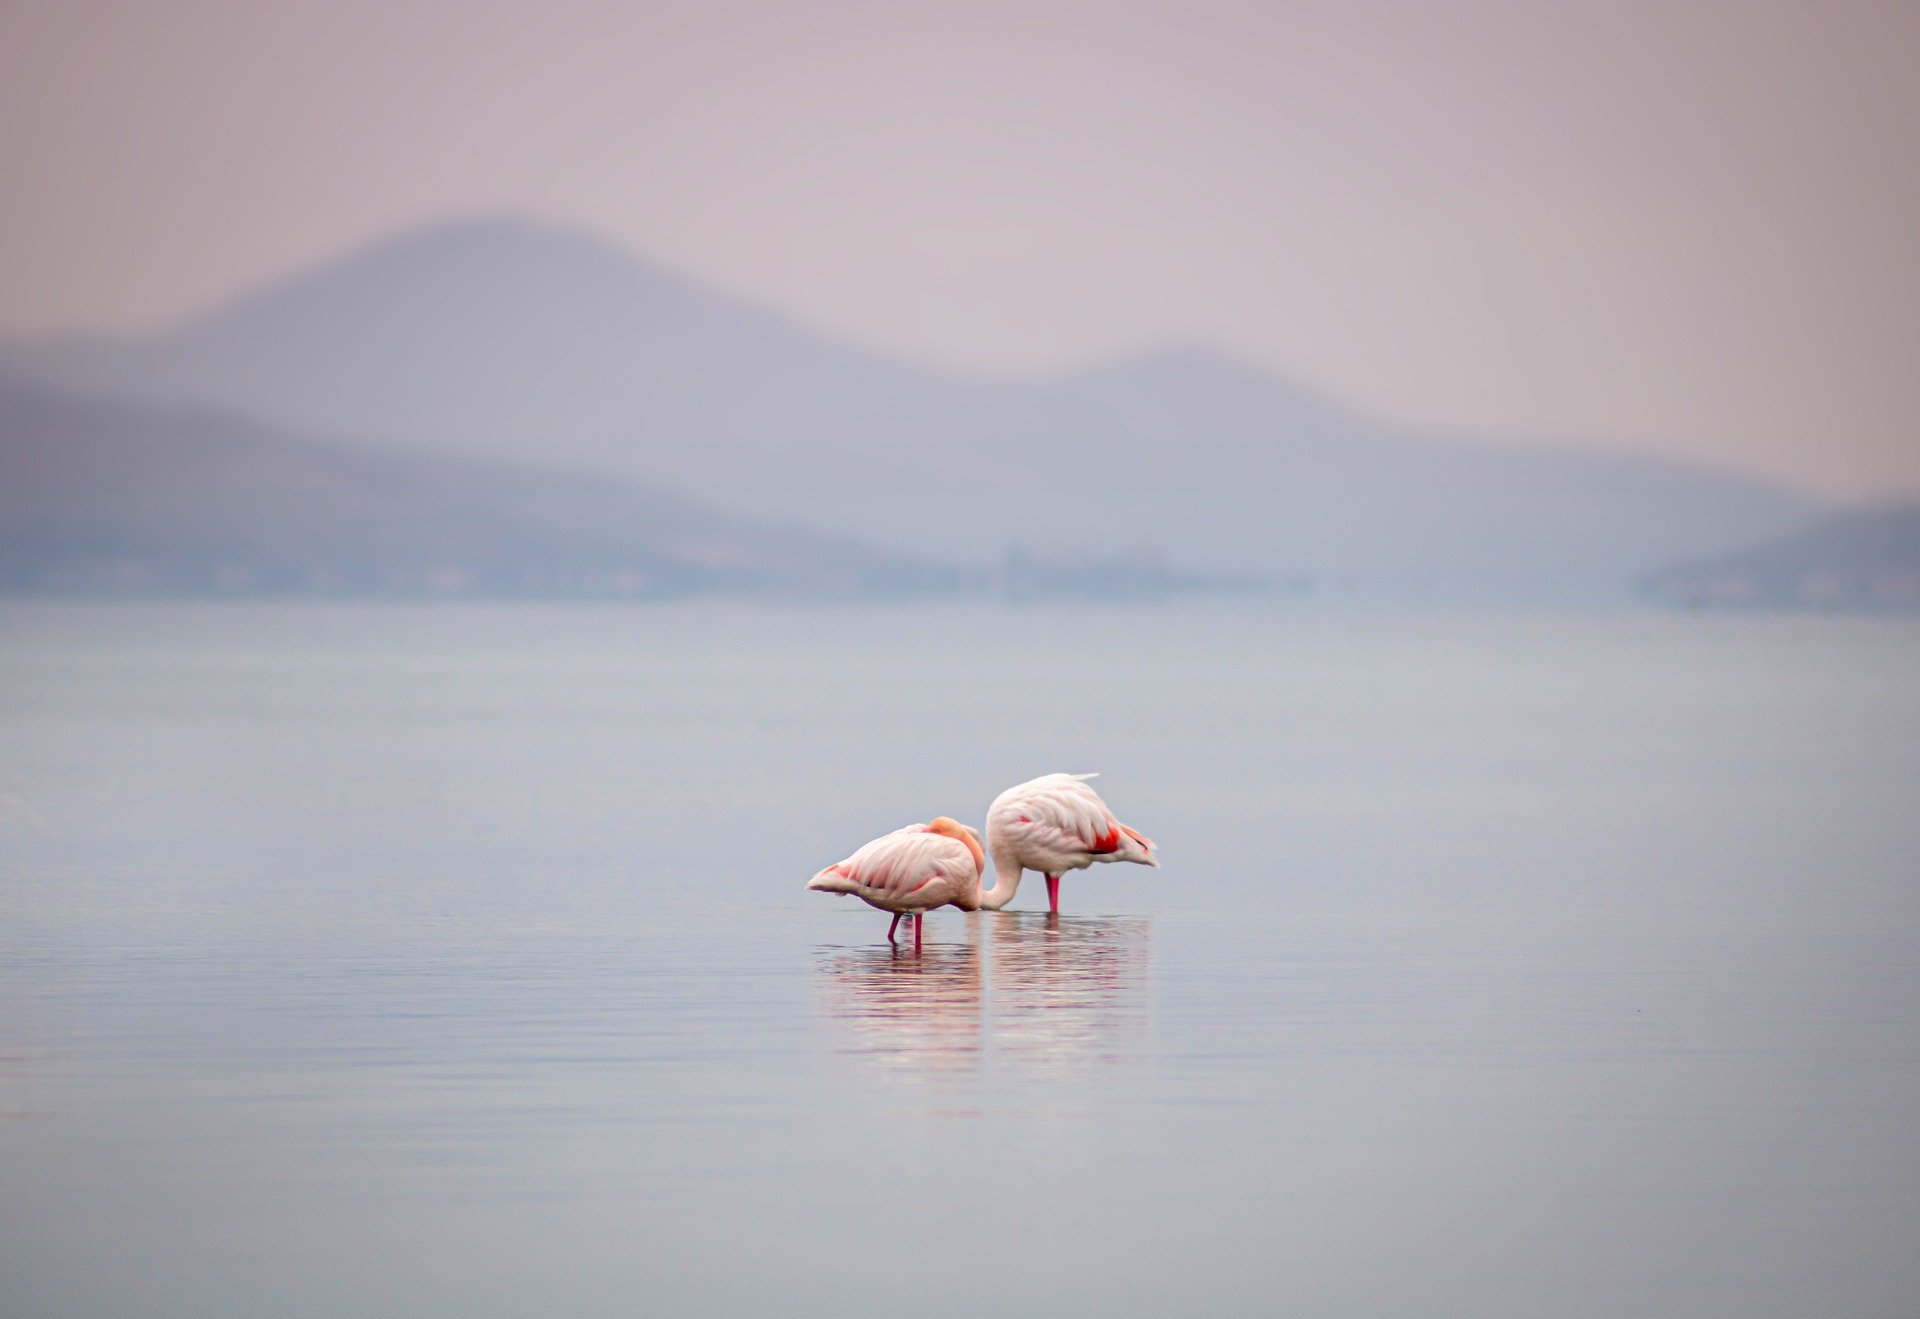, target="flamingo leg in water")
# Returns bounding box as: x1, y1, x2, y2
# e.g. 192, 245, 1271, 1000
1046, 874, 1061, 914
887, 913, 902, 946
913, 914, 923, 953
